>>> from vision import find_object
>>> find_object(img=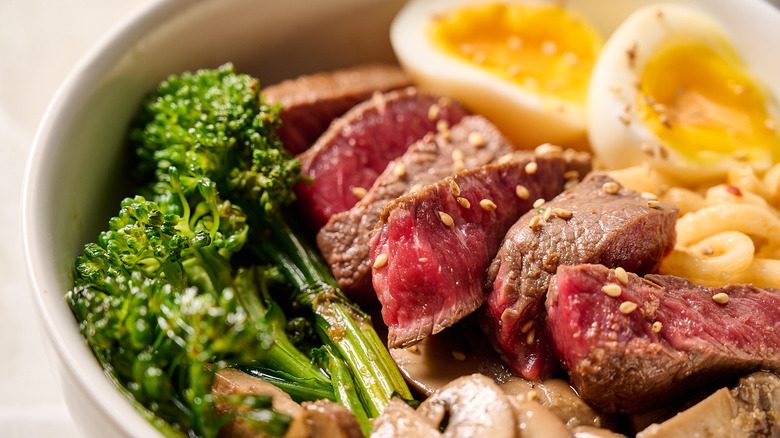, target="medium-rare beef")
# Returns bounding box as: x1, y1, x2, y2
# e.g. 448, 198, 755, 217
317, 115, 516, 304
263, 63, 413, 154
295, 87, 468, 229
546, 263, 780, 413
482, 173, 678, 381
370, 146, 592, 348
